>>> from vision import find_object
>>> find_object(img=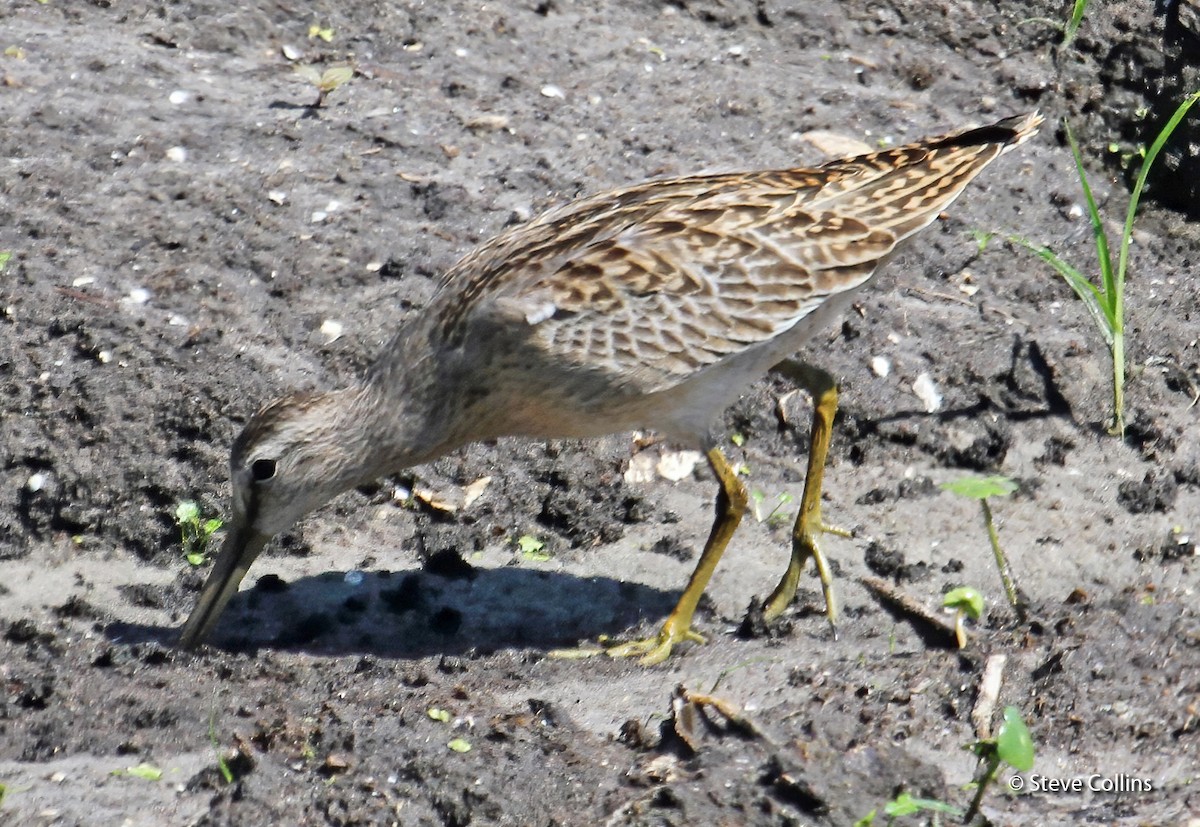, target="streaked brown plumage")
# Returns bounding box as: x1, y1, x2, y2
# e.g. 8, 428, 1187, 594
180, 112, 1042, 663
